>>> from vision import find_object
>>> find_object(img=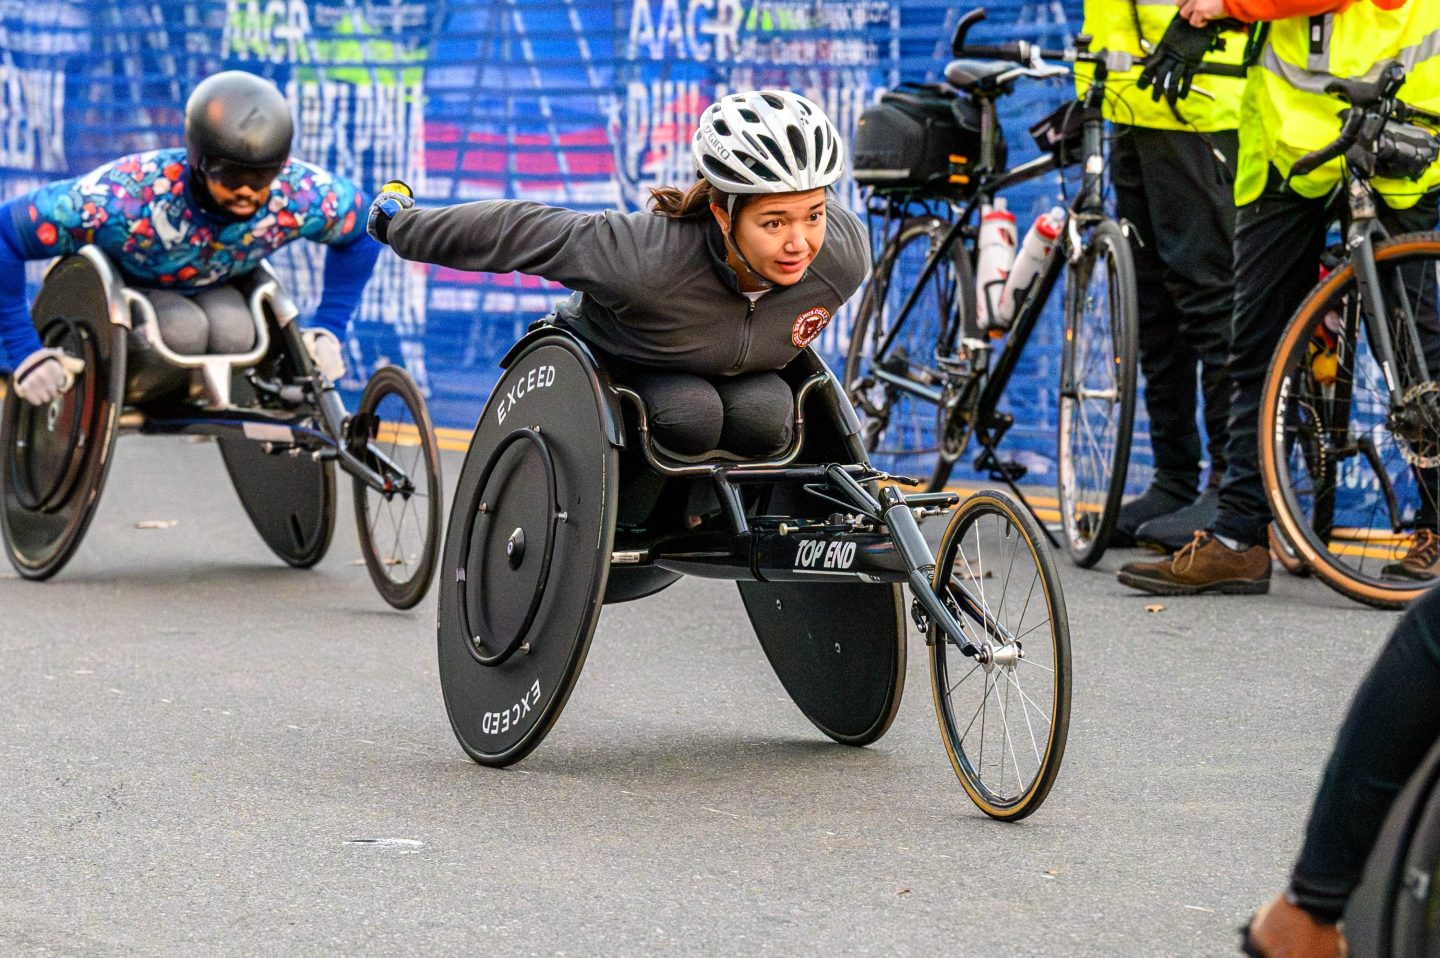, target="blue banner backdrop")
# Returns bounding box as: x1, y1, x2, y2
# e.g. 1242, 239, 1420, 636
0, 0, 1166, 492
